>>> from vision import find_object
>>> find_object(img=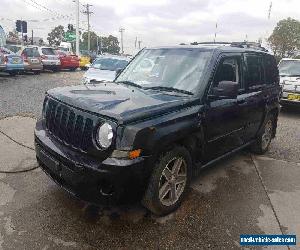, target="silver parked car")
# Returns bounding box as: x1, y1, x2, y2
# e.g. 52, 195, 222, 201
37, 47, 61, 72
278, 58, 300, 105
82, 55, 129, 84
